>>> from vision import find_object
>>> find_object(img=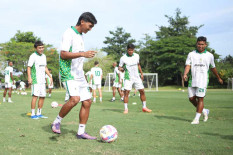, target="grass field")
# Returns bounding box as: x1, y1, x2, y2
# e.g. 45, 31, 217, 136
0, 89, 233, 155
